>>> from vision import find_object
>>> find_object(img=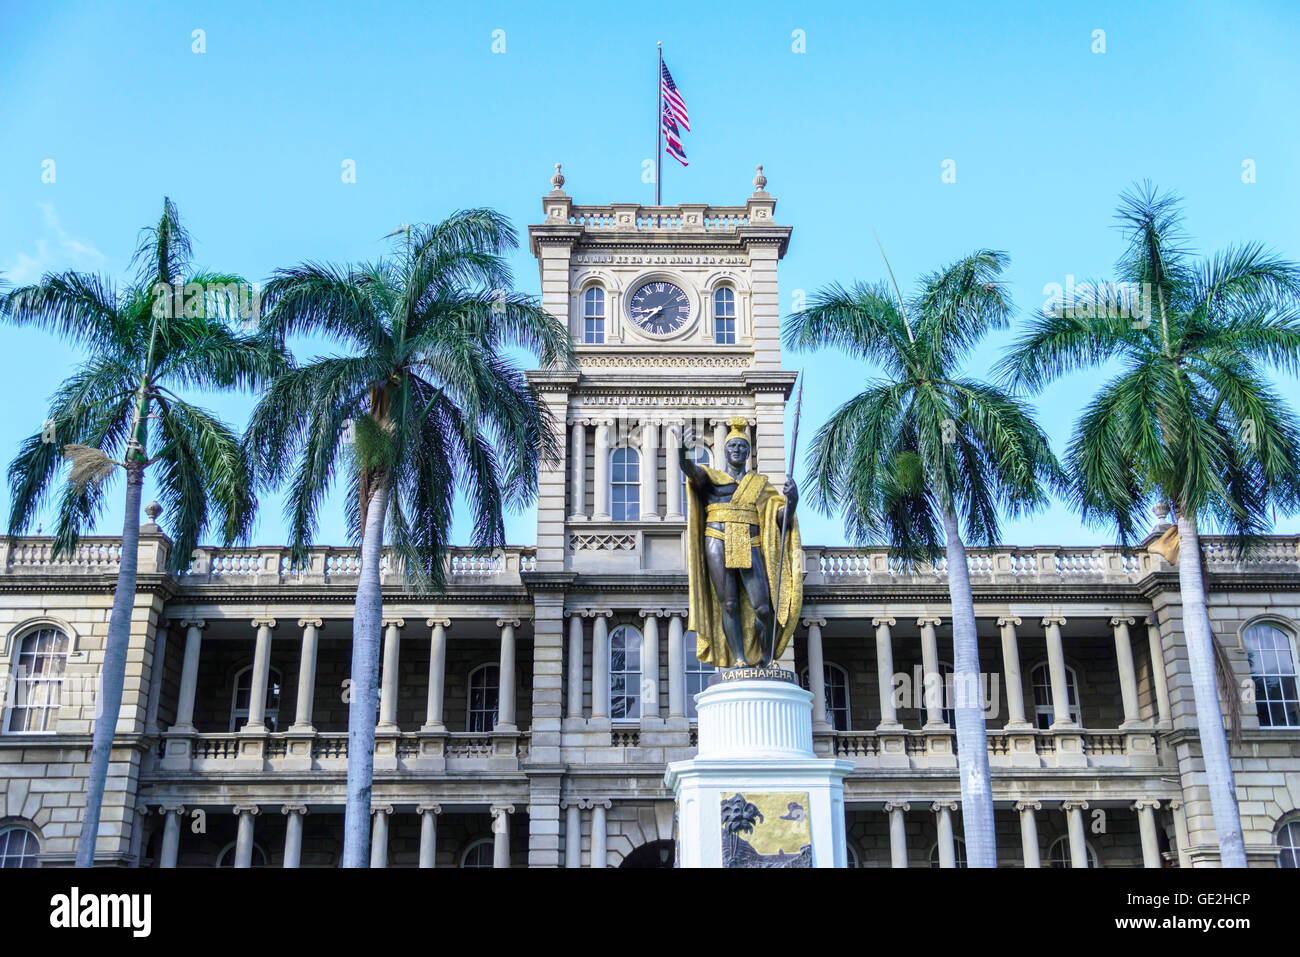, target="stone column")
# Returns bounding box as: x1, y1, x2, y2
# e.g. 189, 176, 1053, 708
1169, 799, 1191, 868
370, 805, 392, 868
917, 616, 945, 729
130, 803, 150, 866
568, 420, 586, 520
1111, 617, 1143, 728
639, 610, 661, 721
495, 618, 520, 732
173, 620, 205, 731
1134, 800, 1162, 868
422, 619, 449, 731
803, 618, 830, 731
1015, 801, 1041, 868
1041, 617, 1075, 728
289, 618, 321, 732
1146, 619, 1172, 727
244, 620, 276, 732
664, 422, 683, 520
667, 613, 686, 719
640, 418, 660, 521
145, 626, 168, 732
566, 613, 585, 719
491, 805, 514, 868
564, 801, 583, 868
159, 805, 184, 868
378, 618, 404, 730
590, 800, 610, 868
591, 613, 610, 720
282, 804, 307, 868
1061, 800, 1089, 868
873, 617, 901, 730
233, 805, 259, 868
998, 616, 1030, 729
418, 804, 441, 868
933, 801, 958, 868
712, 420, 729, 469
592, 421, 612, 520
885, 801, 909, 868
